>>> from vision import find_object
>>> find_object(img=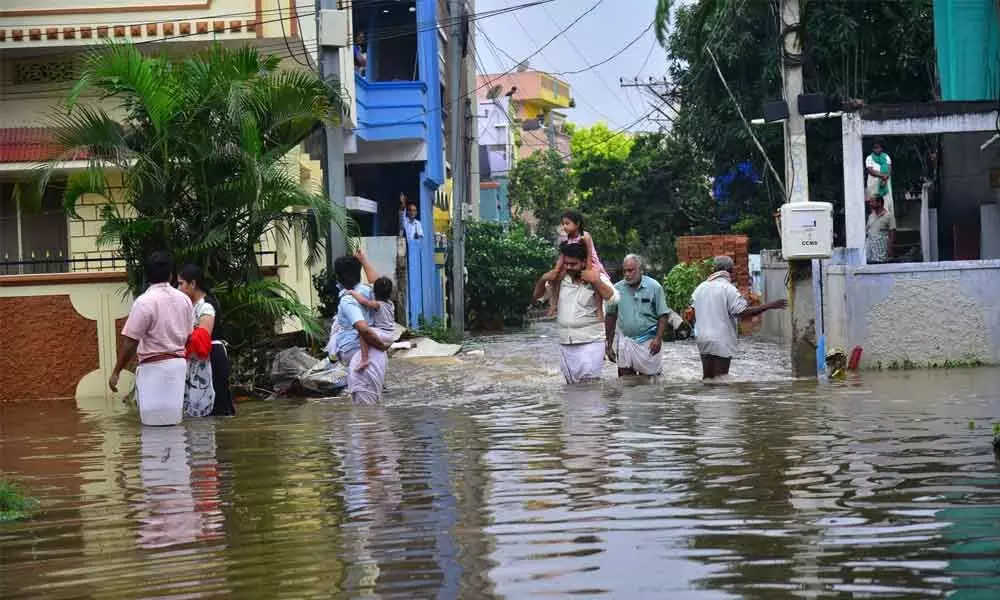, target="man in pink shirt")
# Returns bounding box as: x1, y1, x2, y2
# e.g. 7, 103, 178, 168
109, 251, 193, 426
